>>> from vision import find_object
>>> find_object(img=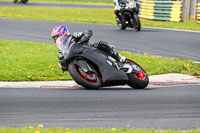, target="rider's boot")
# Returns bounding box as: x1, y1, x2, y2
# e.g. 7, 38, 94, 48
108, 48, 127, 63
121, 16, 126, 25
92, 41, 127, 63
115, 10, 126, 25
119, 54, 127, 63
119, 10, 126, 25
